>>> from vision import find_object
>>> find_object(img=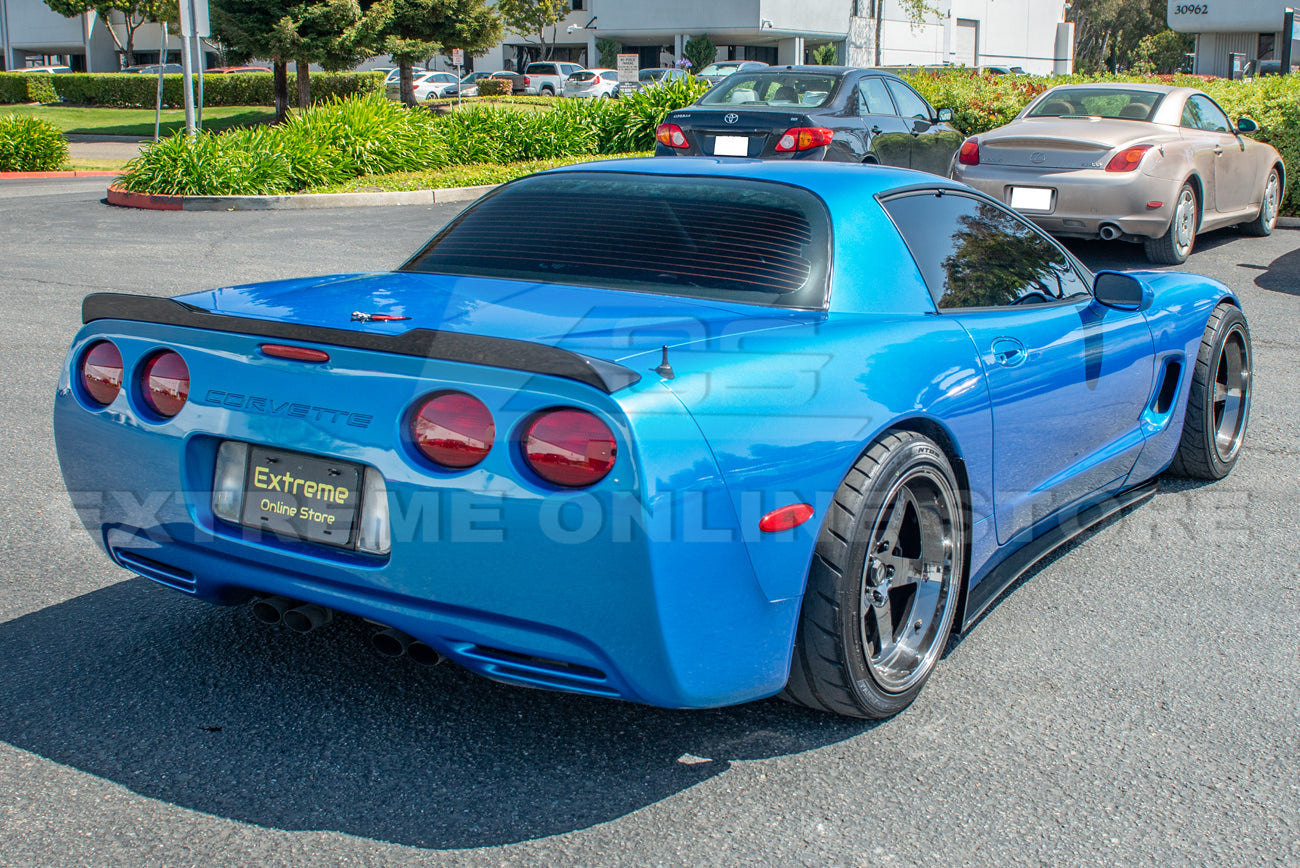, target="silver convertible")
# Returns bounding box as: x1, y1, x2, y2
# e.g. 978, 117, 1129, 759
951, 83, 1283, 264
